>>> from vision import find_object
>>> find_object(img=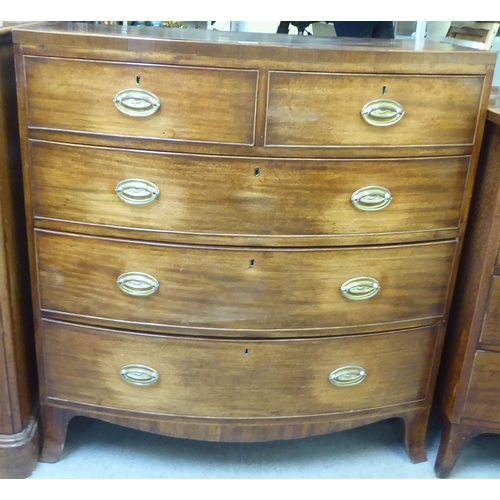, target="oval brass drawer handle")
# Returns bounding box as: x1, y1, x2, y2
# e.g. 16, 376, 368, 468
120, 364, 159, 386
116, 272, 159, 297
340, 277, 380, 301
361, 99, 404, 127
351, 186, 392, 212
114, 89, 161, 117
115, 179, 160, 205
329, 366, 366, 387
